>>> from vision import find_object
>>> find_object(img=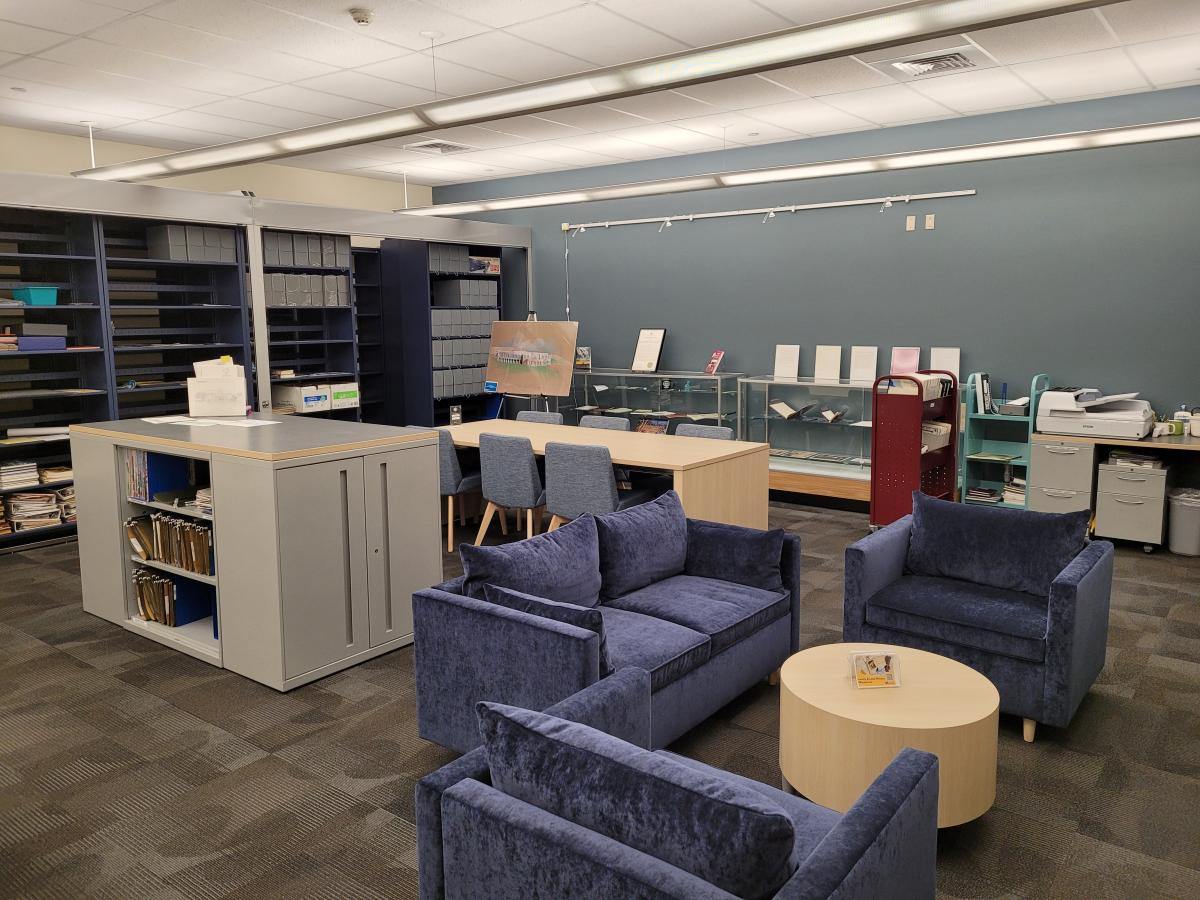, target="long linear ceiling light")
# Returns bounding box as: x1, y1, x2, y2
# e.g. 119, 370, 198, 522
402, 118, 1200, 217
562, 189, 976, 232
74, 0, 1111, 182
